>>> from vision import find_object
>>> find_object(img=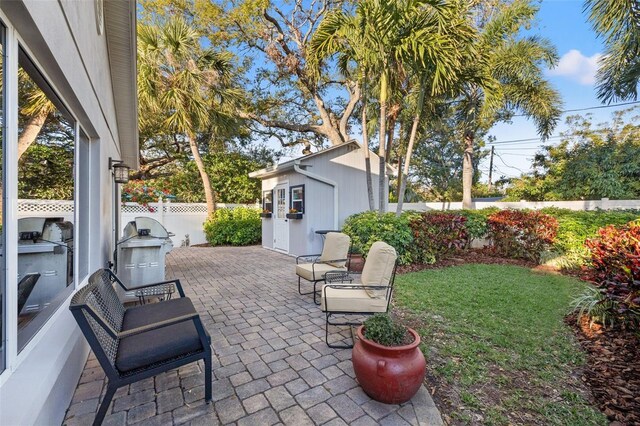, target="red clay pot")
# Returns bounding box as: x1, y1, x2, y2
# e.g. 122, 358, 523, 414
348, 254, 365, 273
352, 325, 426, 404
